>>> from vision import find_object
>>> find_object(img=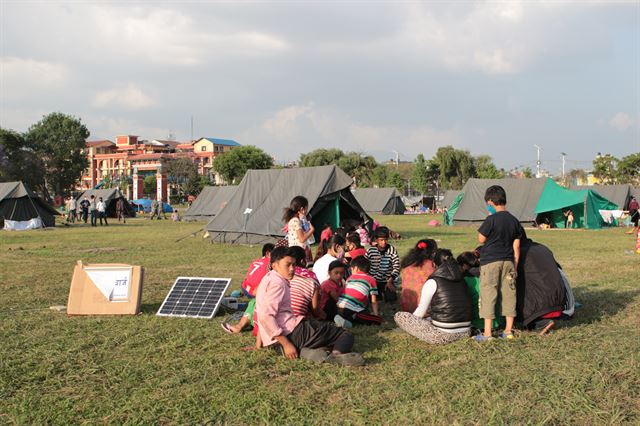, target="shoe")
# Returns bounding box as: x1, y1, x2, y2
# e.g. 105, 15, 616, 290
473, 334, 494, 342
499, 331, 515, 339
300, 347, 330, 363
325, 352, 365, 366
334, 315, 352, 329
220, 323, 234, 334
